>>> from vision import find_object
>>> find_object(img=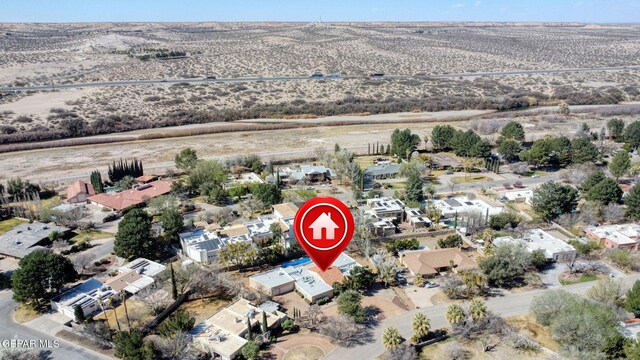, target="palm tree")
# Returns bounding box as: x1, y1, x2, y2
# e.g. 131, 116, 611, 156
382, 327, 404, 349
411, 313, 431, 343
469, 299, 487, 322
446, 304, 466, 328
461, 271, 487, 298
120, 290, 131, 329
97, 298, 113, 340
108, 296, 121, 331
